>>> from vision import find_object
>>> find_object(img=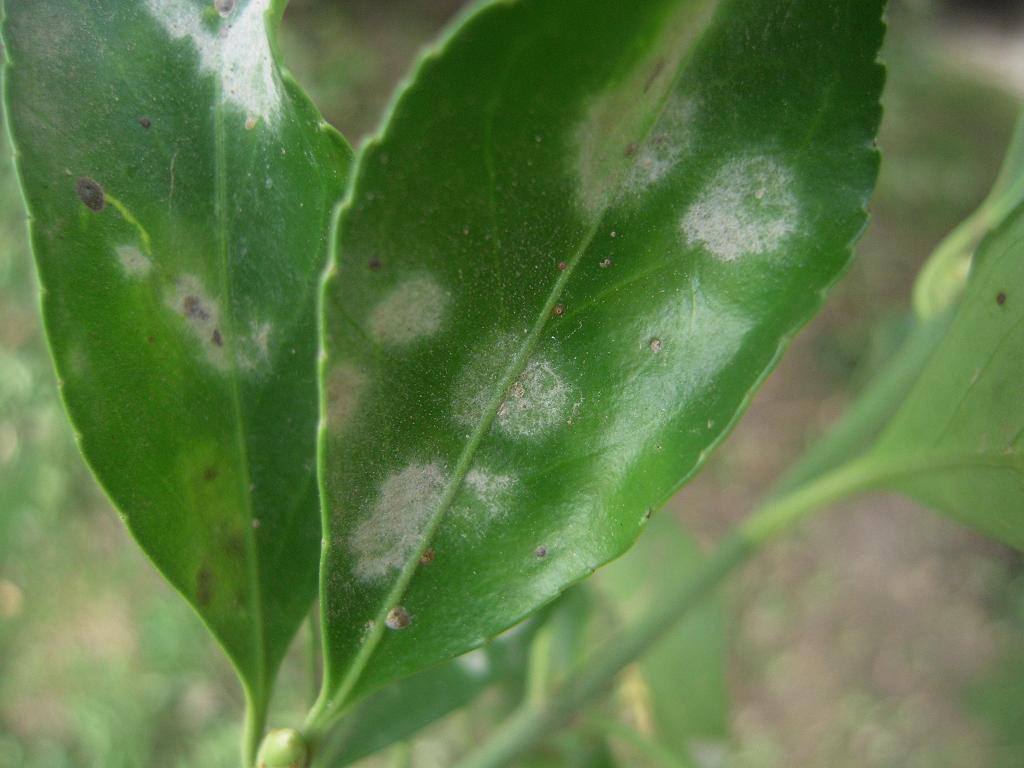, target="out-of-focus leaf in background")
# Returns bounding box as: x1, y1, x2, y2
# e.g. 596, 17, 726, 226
593, 513, 729, 768
864, 195, 1024, 549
